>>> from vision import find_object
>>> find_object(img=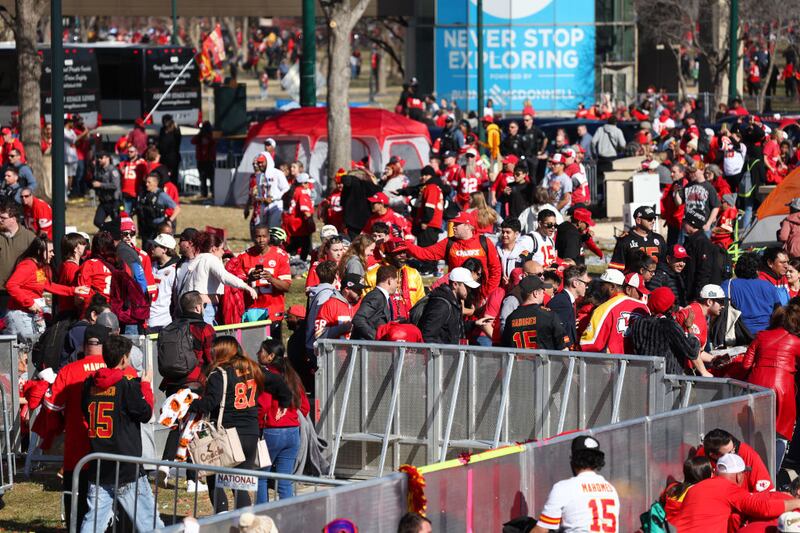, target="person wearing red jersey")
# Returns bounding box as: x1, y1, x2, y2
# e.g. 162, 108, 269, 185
455, 149, 488, 209
21, 188, 52, 240
712, 193, 739, 249
675, 284, 725, 355
362, 192, 412, 239
119, 145, 147, 215
119, 214, 159, 301
56, 233, 88, 317
1, 127, 25, 166
39, 324, 137, 529
313, 273, 364, 341
693, 428, 774, 493
671, 453, 795, 532
580, 269, 649, 354
490, 154, 518, 210
565, 147, 590, 207
318, 170, 345, 232
228, 225, 292, 336
283, 173, 315, 260
758, 247, 790, 296
407, 210, 502, 299
662, 164, 689, 247
441, 151, 460, 189
306, 235, 346, 292
412, 165, 446, 275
